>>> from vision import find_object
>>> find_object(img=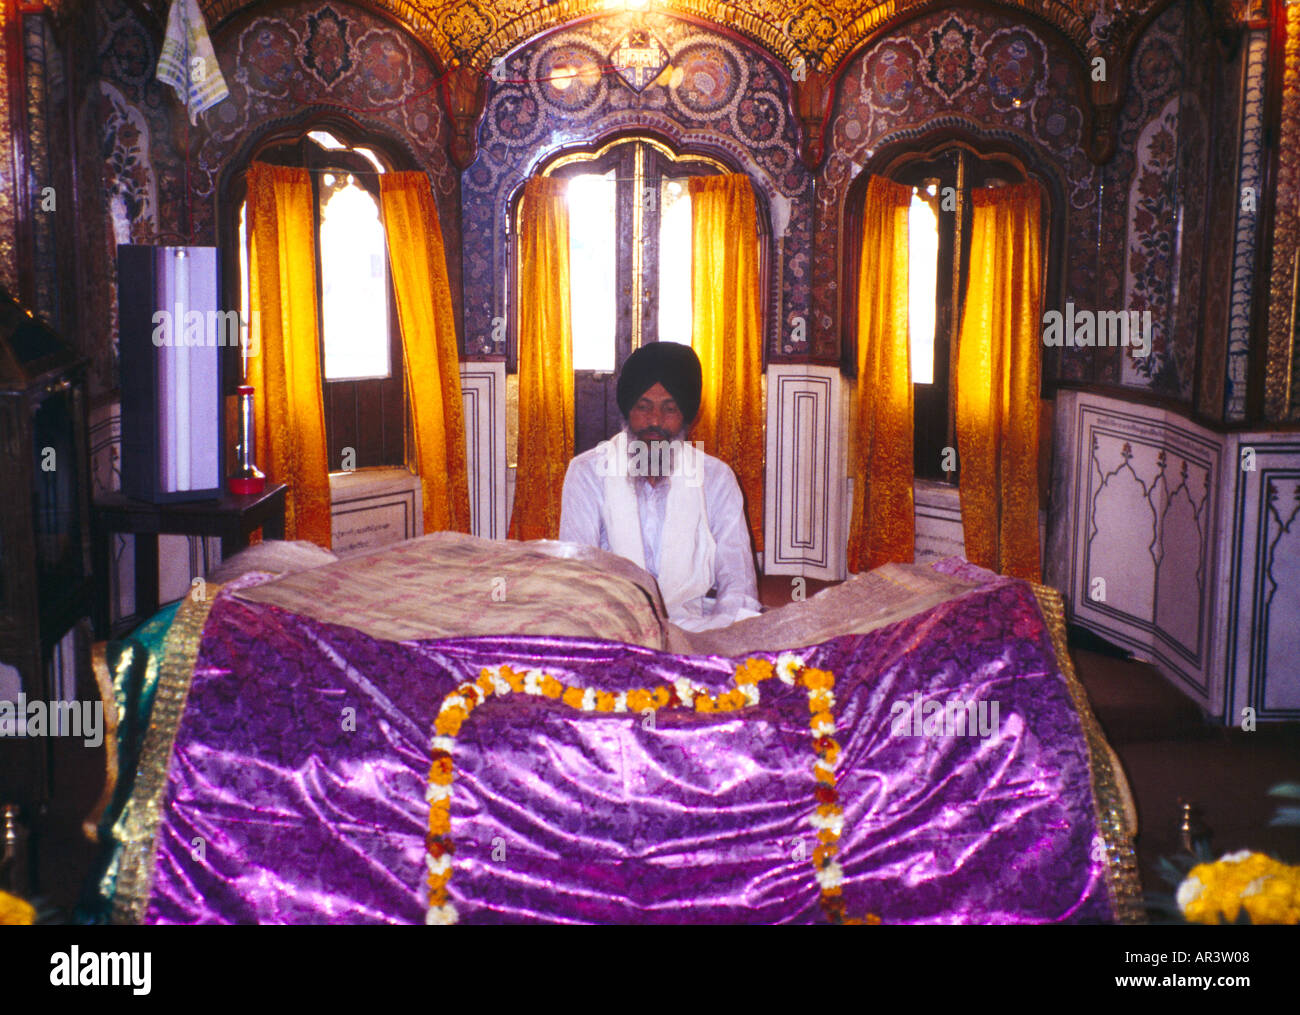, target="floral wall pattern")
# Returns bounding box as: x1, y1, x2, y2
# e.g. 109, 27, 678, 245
460, 10, 812, 359
820, 2, 1216, 398
196, 1, 458, 250
817, 6, 1096, 364
71, 1, 1238, 407
71, 0, 458, 398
